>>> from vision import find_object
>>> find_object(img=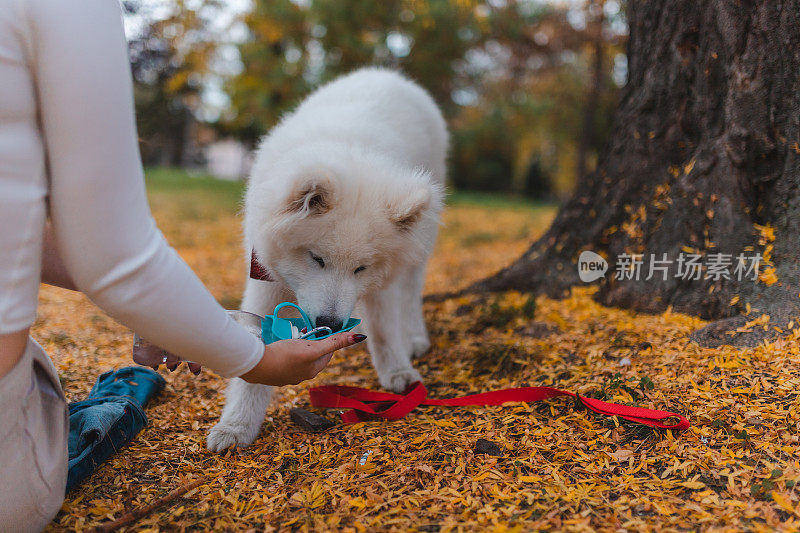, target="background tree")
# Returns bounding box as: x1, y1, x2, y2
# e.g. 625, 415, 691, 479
126, 0, 227, 165
469, 0, 800, 346
224, 0, 626, 197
